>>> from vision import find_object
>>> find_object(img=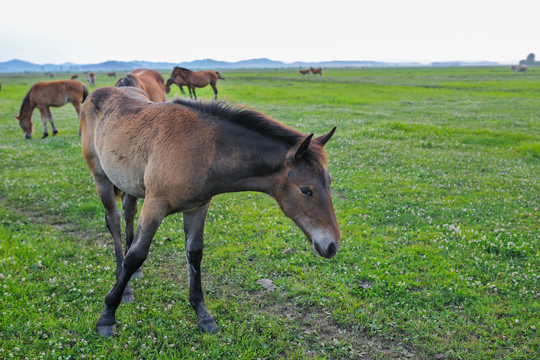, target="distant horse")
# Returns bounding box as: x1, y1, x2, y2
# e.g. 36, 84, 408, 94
87, 72, 96, 86
16, 80, 88, 139
115, 68, 167, 102
299, 69, 310, 76
167, 66, 224, 99
71, 74, 79, 80
80, 86, 340, 336
510, 65, 527, 74
107, 72, 117, 78
310, 67, 322, 76
45, 72, 54, 79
